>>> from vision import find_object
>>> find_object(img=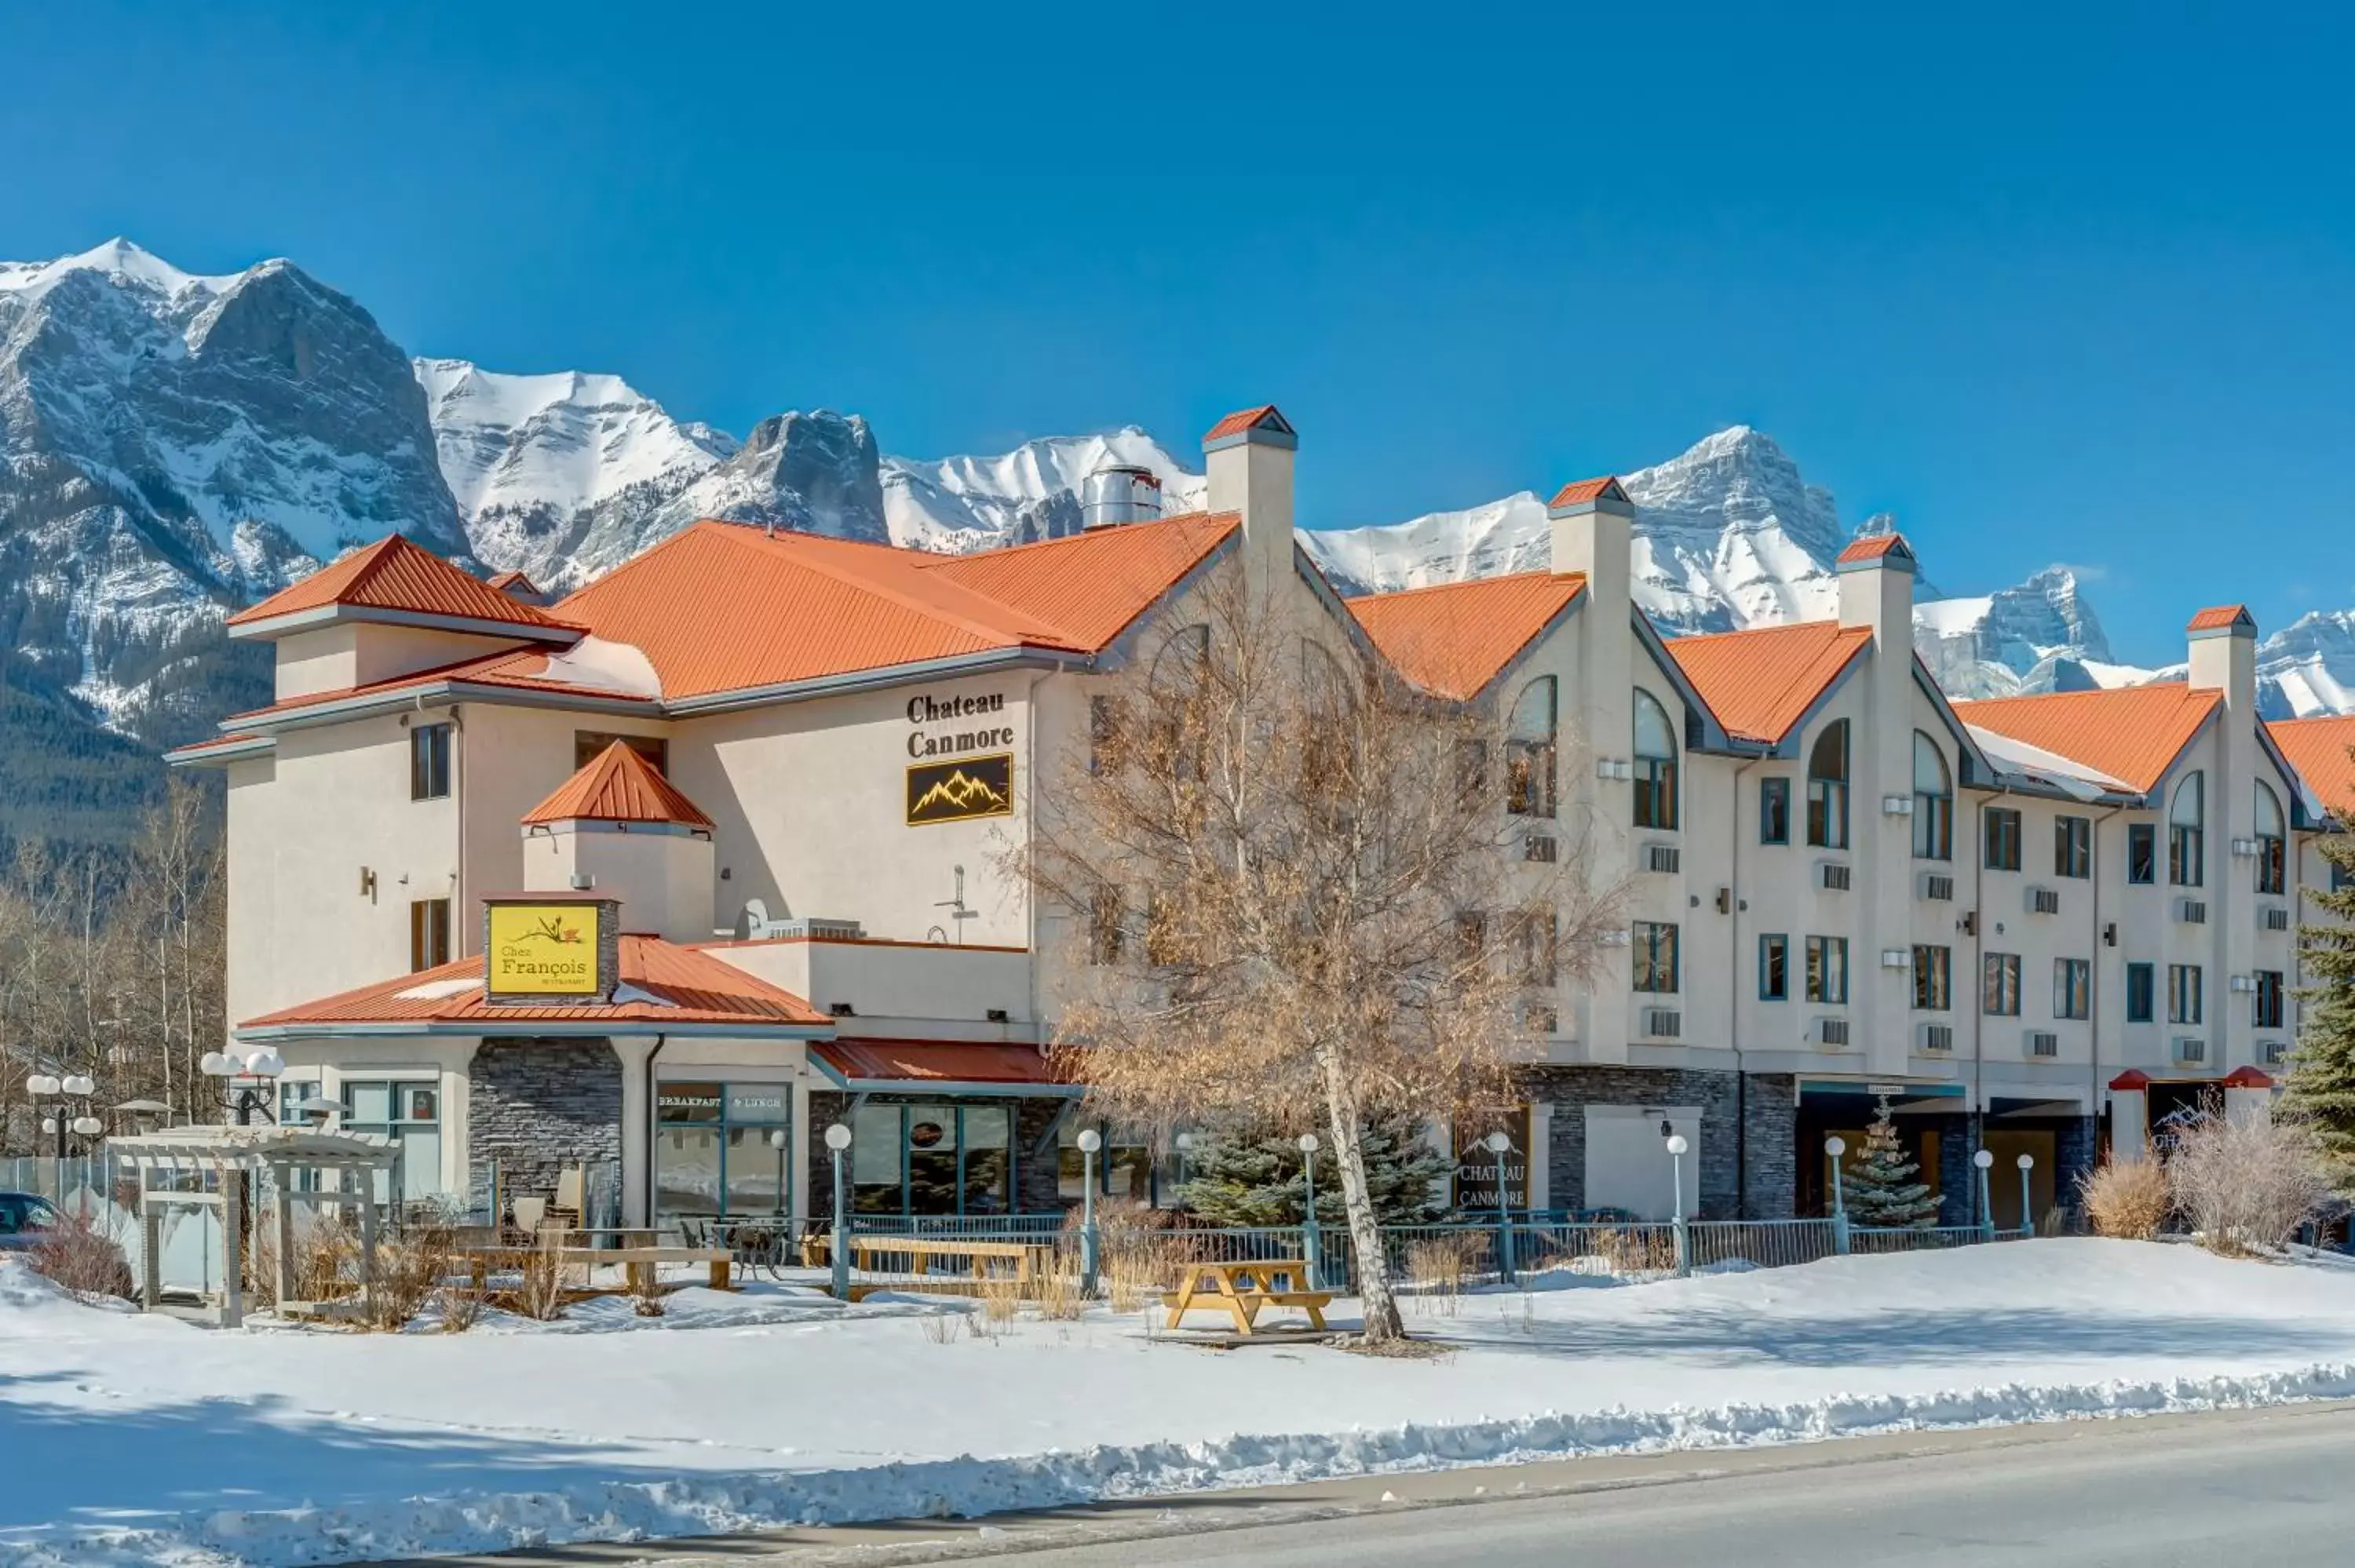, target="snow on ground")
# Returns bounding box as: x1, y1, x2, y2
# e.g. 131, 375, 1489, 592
5, 1240, 2355, 1566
